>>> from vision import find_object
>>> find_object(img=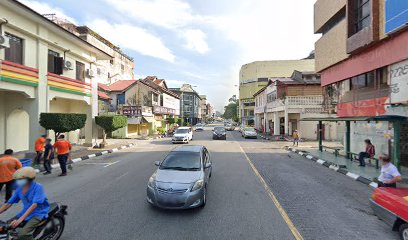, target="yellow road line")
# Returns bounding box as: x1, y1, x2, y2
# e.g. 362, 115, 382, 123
239, 145, 304, 240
